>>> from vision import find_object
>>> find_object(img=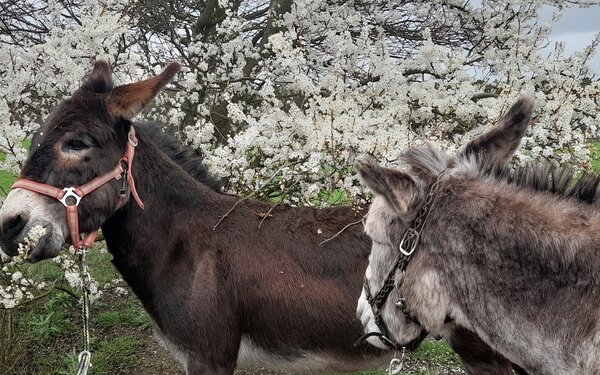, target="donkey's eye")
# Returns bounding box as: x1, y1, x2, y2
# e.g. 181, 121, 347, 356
64, 139, 89, 151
